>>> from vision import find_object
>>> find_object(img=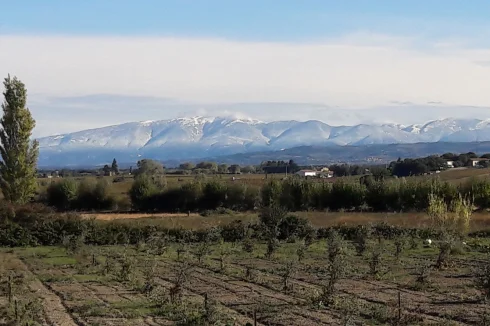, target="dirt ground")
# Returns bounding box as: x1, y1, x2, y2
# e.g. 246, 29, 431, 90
2, 236, 490, 325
